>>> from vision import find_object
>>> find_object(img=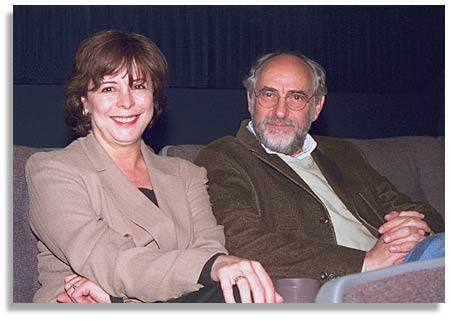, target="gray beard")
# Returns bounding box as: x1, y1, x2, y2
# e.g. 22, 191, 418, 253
251, 104, 314, 156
